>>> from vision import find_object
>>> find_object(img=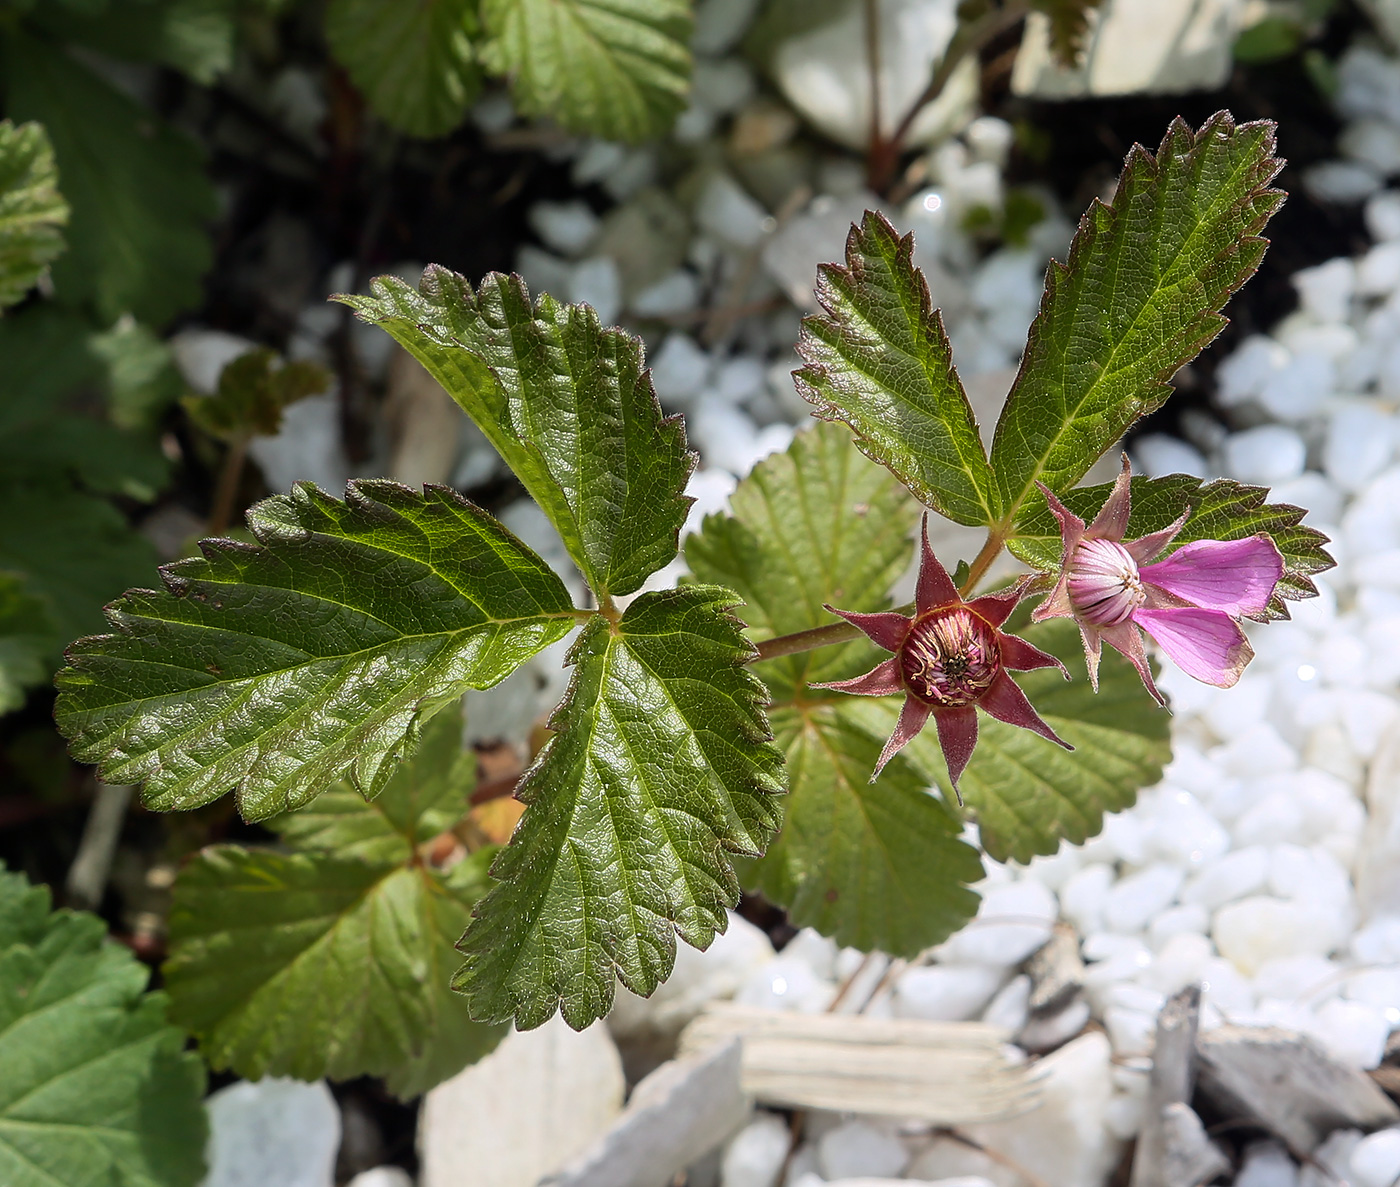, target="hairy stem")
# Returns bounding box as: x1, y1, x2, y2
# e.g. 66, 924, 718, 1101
958, 526, 1009, 598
